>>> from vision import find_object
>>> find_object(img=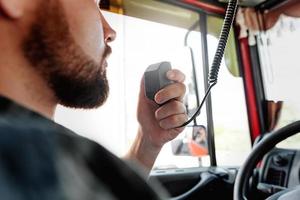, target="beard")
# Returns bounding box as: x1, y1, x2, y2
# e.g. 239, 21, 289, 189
22, 1, 110, 109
